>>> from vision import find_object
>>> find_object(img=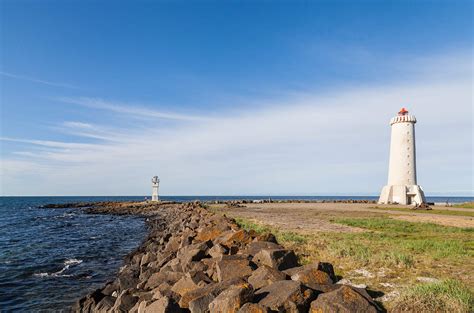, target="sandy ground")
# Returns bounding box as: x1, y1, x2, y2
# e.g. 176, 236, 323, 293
214, 202, 474, 232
